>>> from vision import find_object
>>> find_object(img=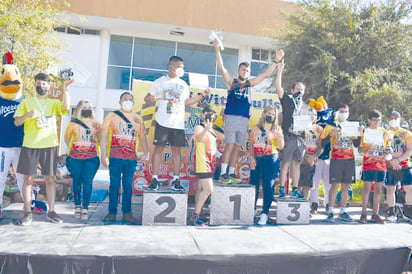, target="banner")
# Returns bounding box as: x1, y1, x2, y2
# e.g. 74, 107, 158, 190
132, 80, 279, 196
